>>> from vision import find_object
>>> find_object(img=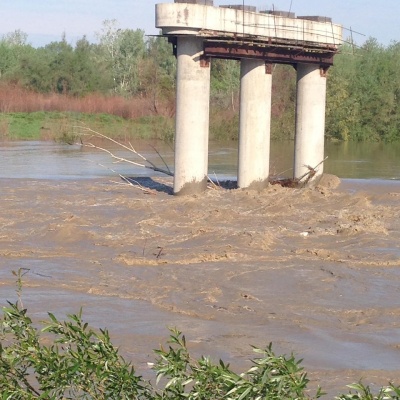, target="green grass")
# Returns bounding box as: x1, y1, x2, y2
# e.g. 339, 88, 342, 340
1, 112, 44, 140
0, 110, 246, 143
0, 112, 175, 142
